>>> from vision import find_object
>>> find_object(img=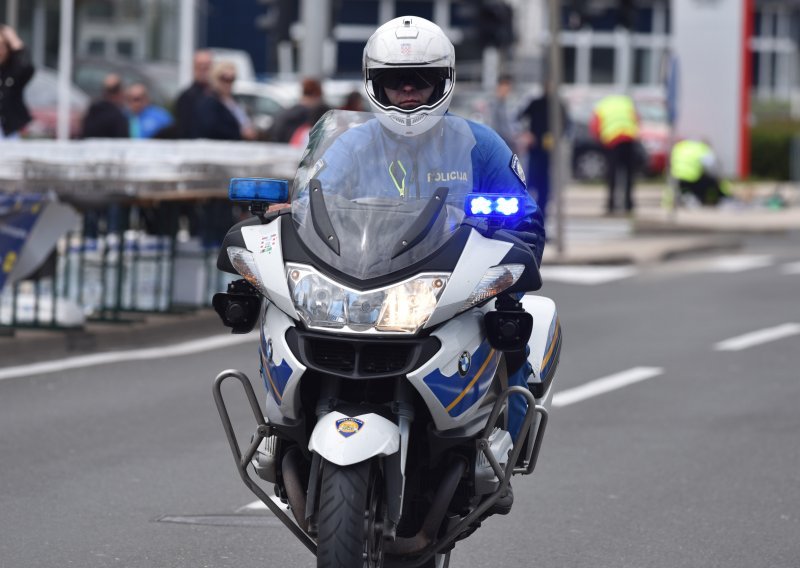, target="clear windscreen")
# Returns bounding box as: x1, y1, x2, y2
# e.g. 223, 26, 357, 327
291, 110, 478, 281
